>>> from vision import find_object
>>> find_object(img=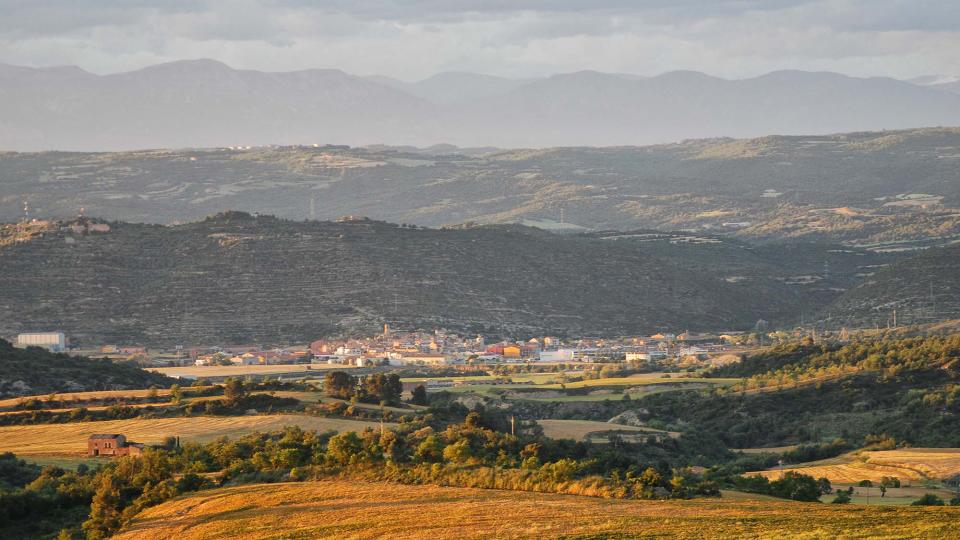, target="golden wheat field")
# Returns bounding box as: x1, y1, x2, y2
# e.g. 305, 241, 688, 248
755, 448, 960, 483
536, 419, 678, 440
113, 480, 960, 540
149, 363, 350, 378
0, 415, 388, 455
0, 387, 213, 409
